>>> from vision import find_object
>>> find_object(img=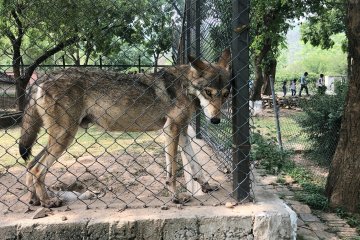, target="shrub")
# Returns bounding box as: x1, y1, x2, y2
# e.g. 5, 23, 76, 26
251, 132, 290, 174
295, 191, 329, 210
297, 81, 348, 165
294, 182, 329, 210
